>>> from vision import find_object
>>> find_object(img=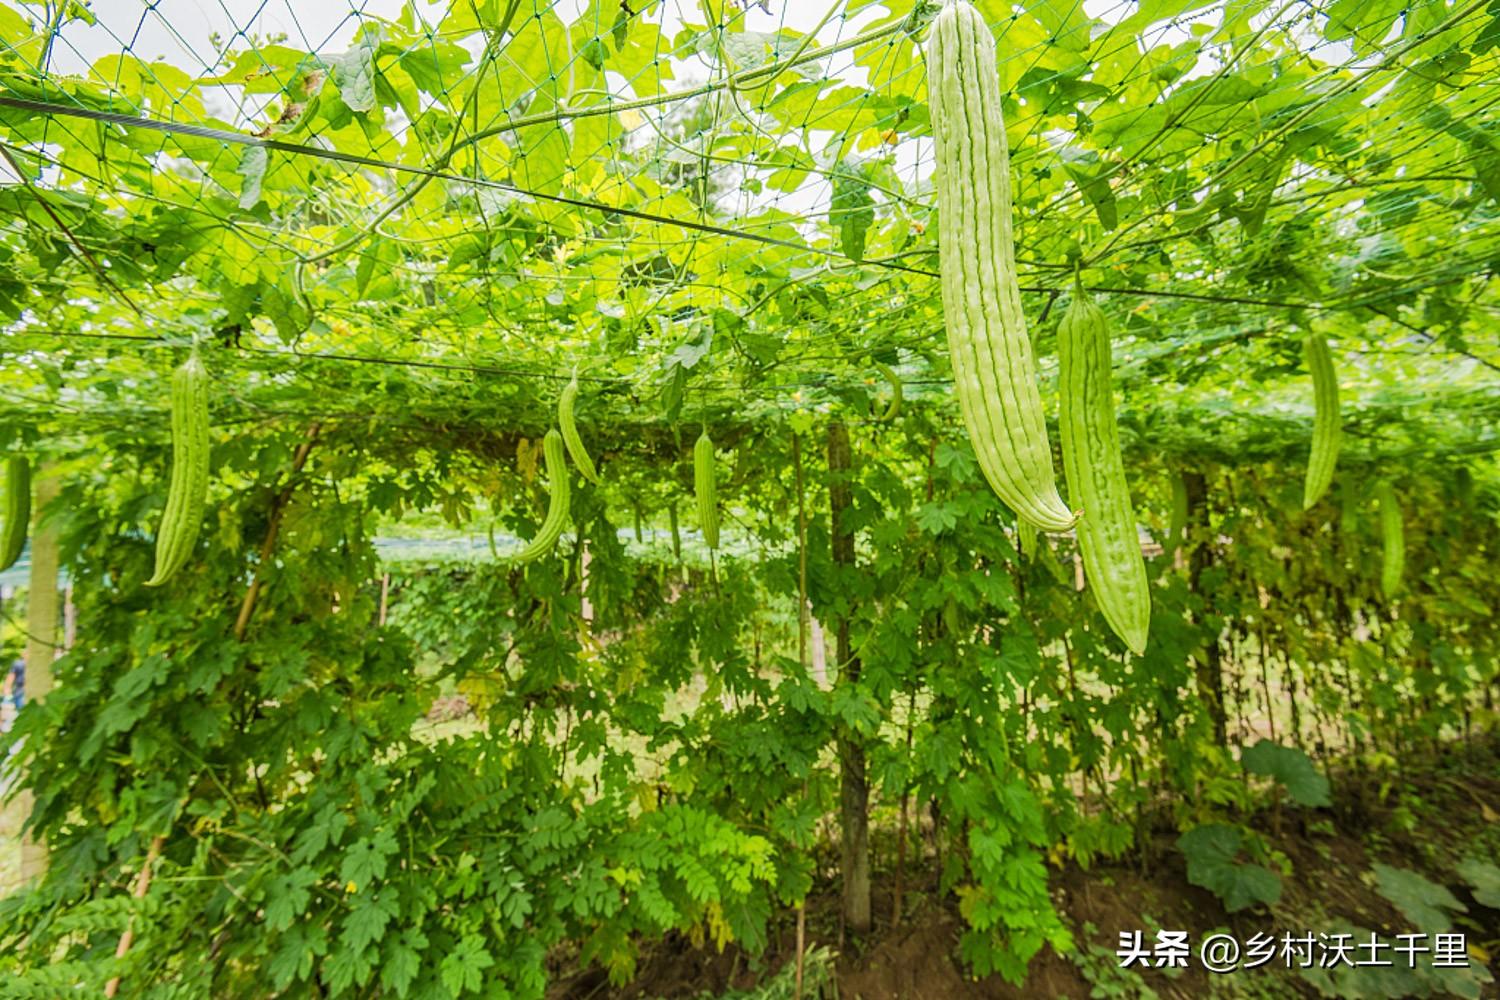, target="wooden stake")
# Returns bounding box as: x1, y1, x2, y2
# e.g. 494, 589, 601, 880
19, 467, 60, 883
104, 835, 164, 998
111, 423, 319, 993
233, 425, 320, 641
